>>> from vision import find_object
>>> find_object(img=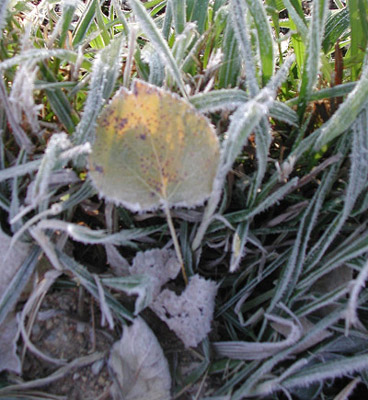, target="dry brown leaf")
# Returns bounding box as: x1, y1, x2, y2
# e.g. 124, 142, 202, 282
108, 317, 171, 400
